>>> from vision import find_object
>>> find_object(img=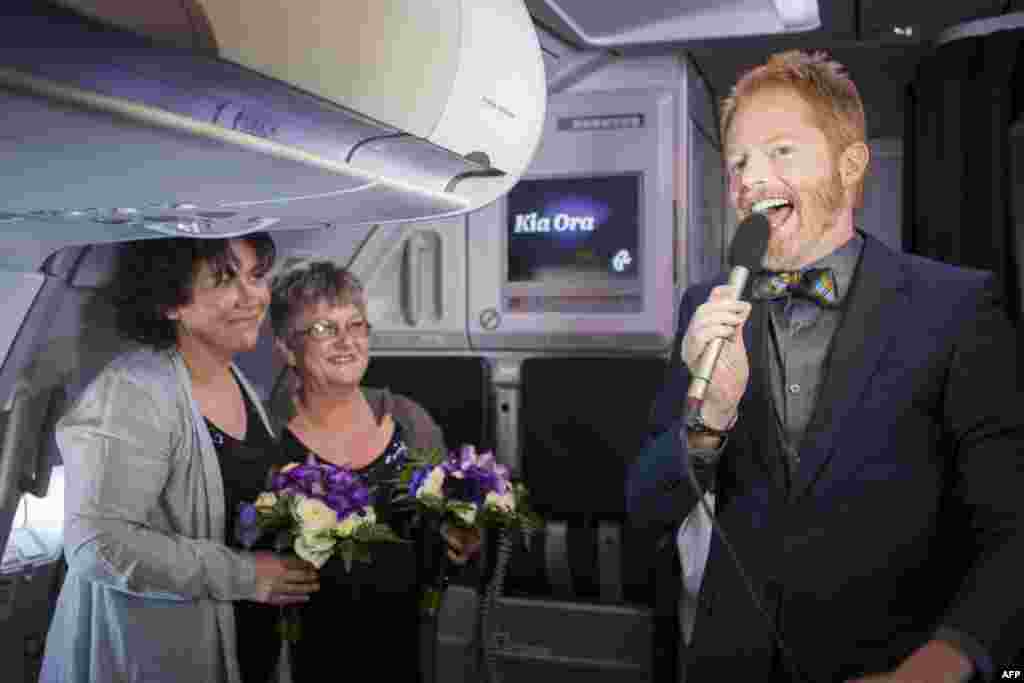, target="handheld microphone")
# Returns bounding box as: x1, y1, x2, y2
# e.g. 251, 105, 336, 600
685, 212, 771, 418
